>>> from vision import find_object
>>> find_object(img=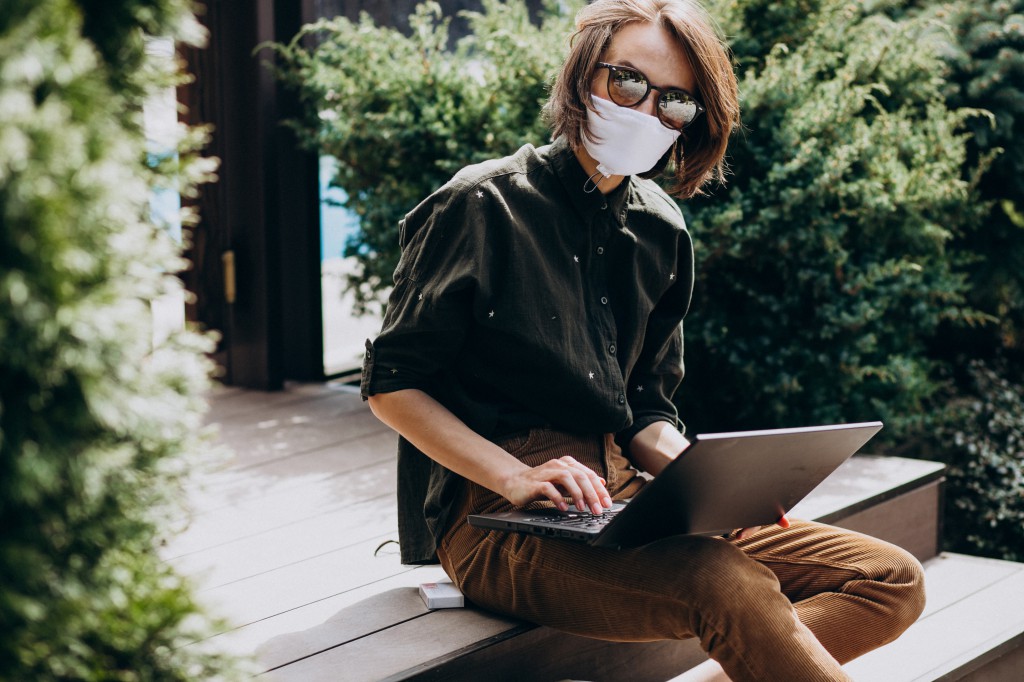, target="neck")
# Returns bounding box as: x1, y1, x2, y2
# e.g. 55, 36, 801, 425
573, 143, 624, 195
